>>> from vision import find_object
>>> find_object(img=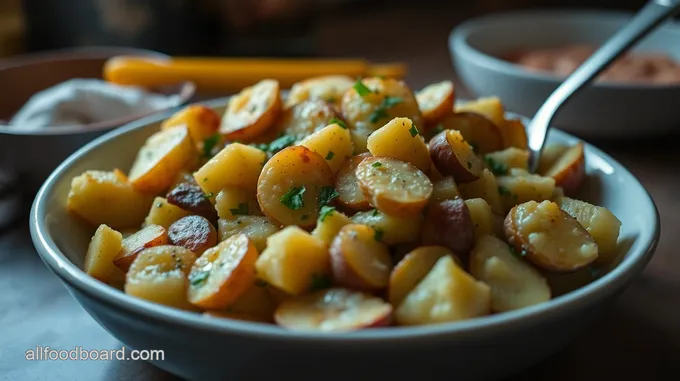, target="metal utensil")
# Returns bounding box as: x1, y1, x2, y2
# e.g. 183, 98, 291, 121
527, 0, 680, 173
